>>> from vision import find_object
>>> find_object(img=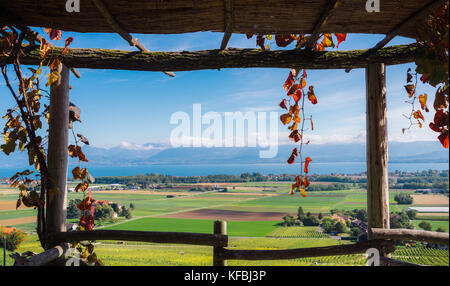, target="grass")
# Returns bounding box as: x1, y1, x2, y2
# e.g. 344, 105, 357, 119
104, 217, 280, 237
412, 220, 449, 232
